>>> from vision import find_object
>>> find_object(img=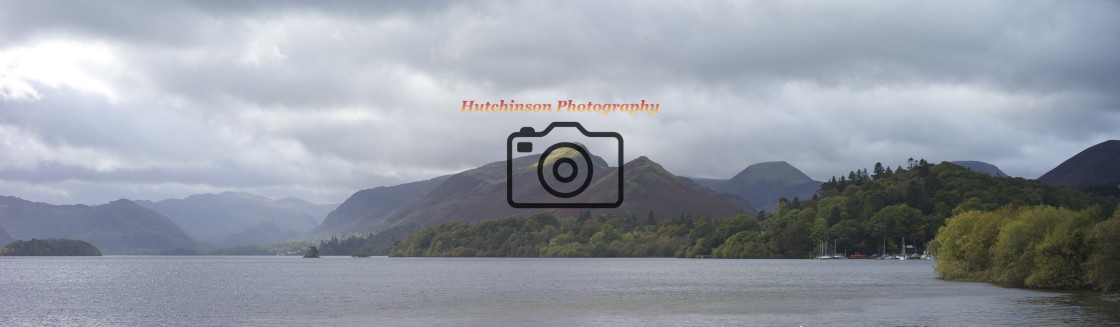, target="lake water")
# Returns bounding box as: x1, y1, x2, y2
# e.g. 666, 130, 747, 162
1, 256, 1117, 326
